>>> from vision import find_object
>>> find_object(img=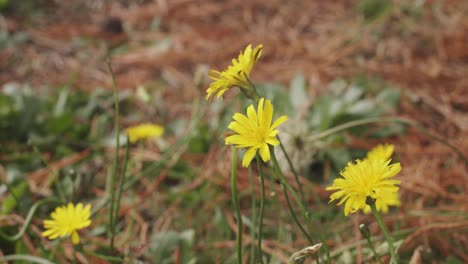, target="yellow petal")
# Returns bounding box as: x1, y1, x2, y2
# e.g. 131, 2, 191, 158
259, 144, 271, 162
242, 148, 257, 167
